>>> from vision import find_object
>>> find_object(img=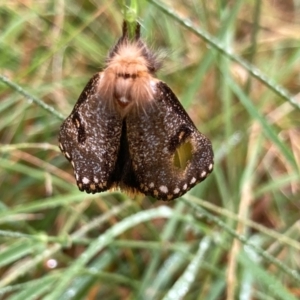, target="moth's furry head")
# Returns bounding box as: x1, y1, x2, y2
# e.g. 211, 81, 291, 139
97, 21, 161, 116
107, 22, 162, 73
